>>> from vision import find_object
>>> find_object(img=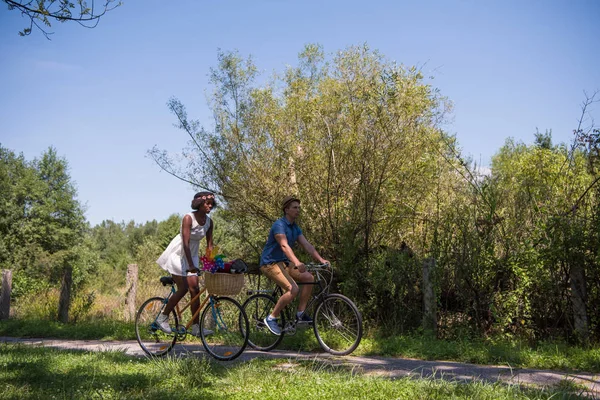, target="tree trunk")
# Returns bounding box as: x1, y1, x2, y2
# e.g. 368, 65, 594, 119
422, 258, 437, 335
58, 265, 72, 323
125, 264, 138, 321
0, 270, 12, 320
570, 263, 589, 342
